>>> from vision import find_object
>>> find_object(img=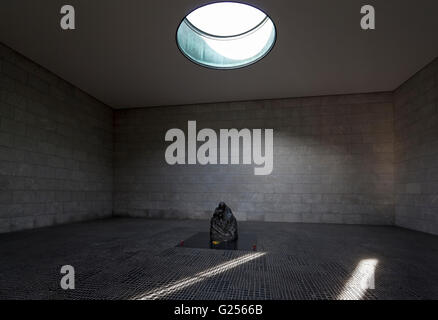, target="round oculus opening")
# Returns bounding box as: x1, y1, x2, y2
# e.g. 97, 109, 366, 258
176, 2, 276, 69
